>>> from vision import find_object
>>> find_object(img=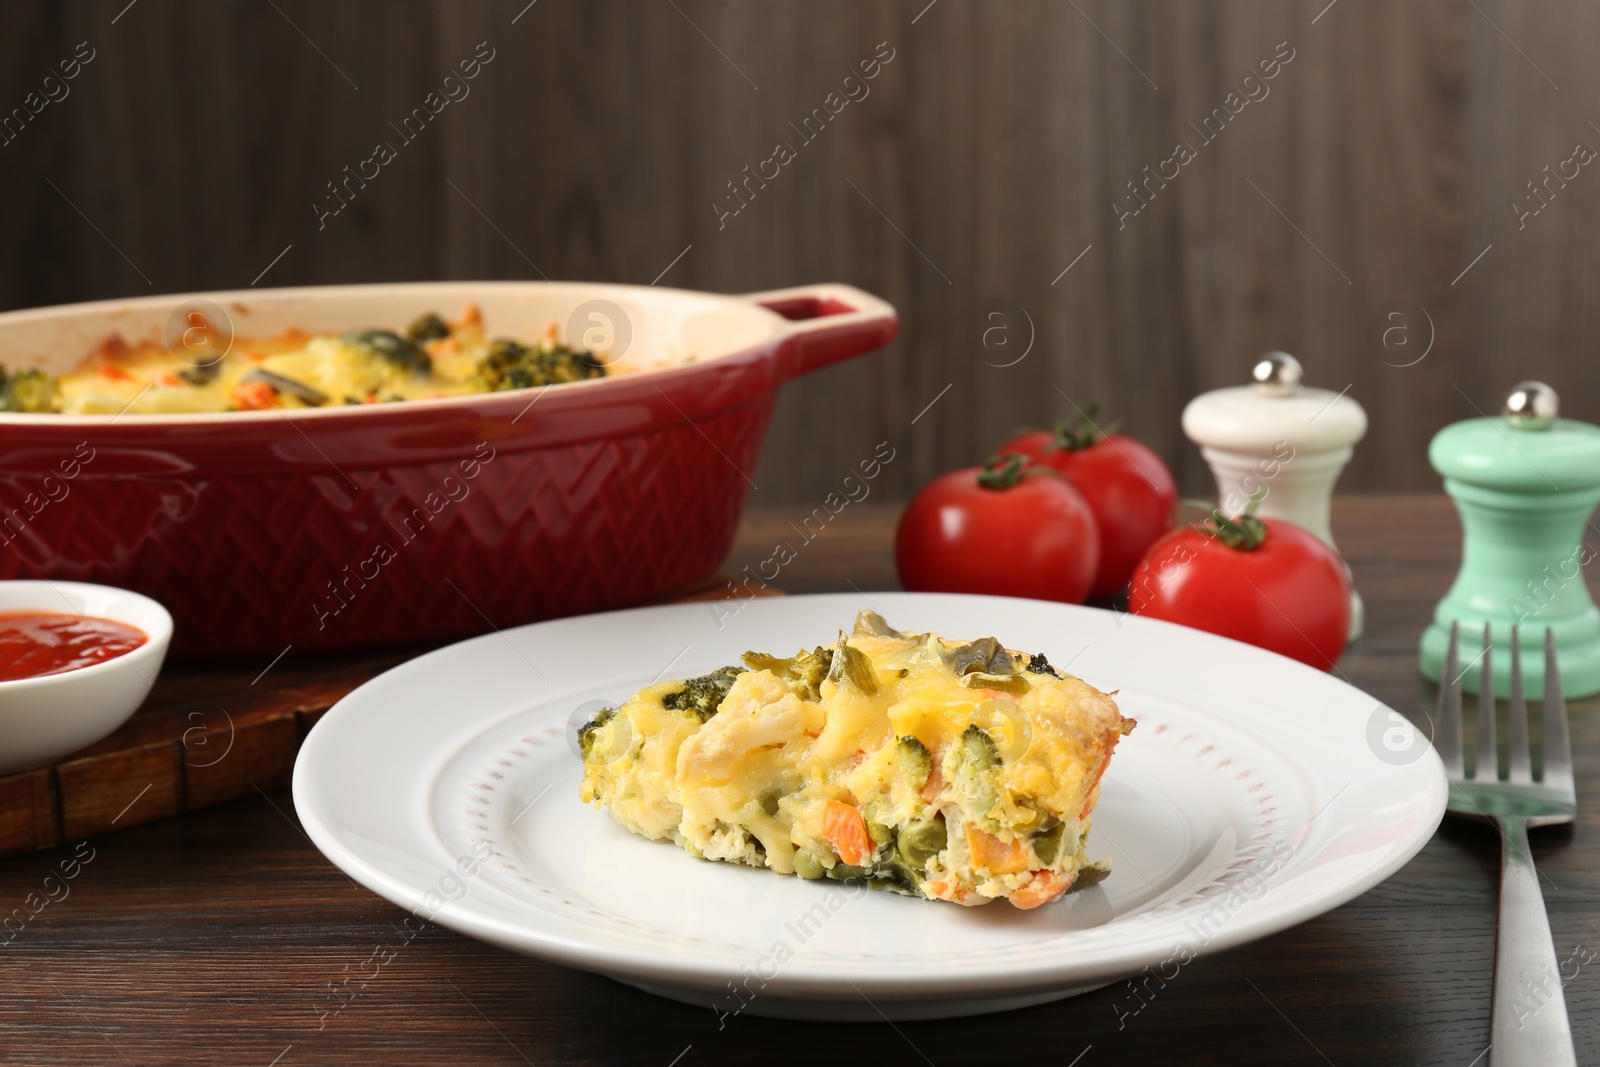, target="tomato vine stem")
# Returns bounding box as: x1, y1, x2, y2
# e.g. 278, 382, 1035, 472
1192, 486, 1269, 551
1048, 403, 1123, 451
977, 451, 1069, 490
